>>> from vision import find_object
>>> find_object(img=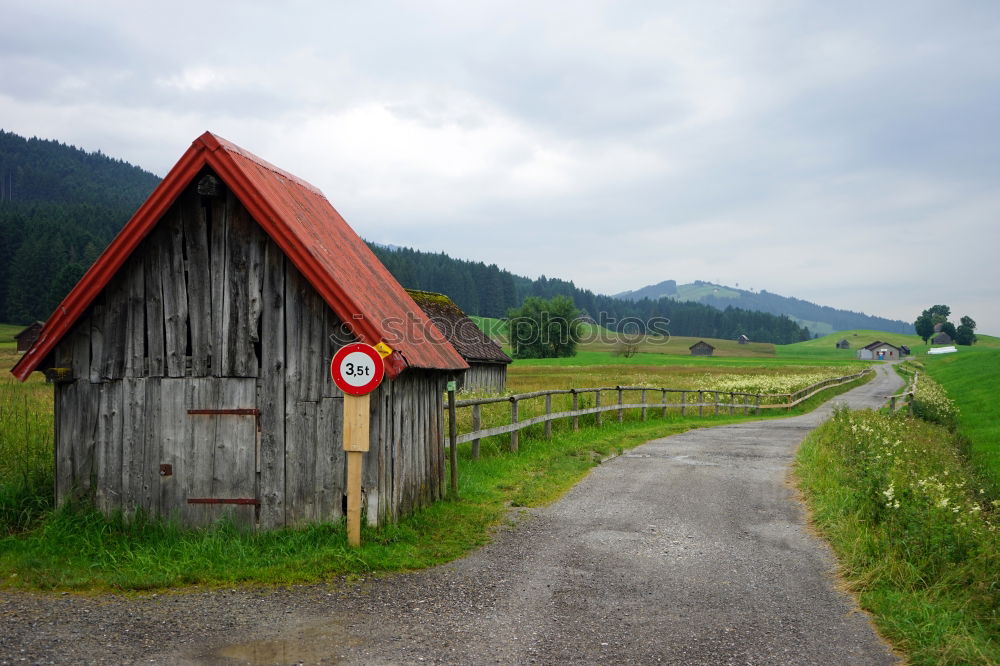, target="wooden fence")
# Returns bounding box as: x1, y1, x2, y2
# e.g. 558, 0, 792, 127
445, 368, 873, 460
885, 371, 918, 413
